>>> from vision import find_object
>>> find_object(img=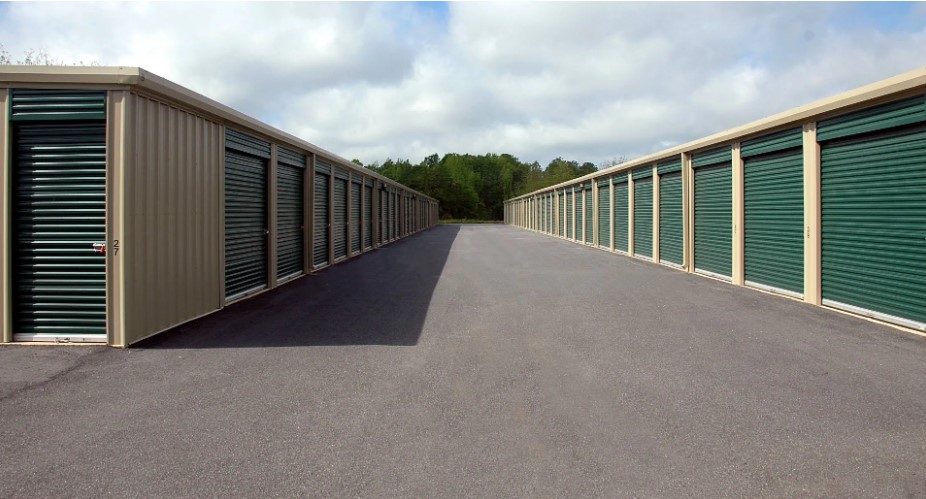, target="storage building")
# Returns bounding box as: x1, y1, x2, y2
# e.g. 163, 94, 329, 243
506, 67, 926, 333
0, 66, 438, 347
